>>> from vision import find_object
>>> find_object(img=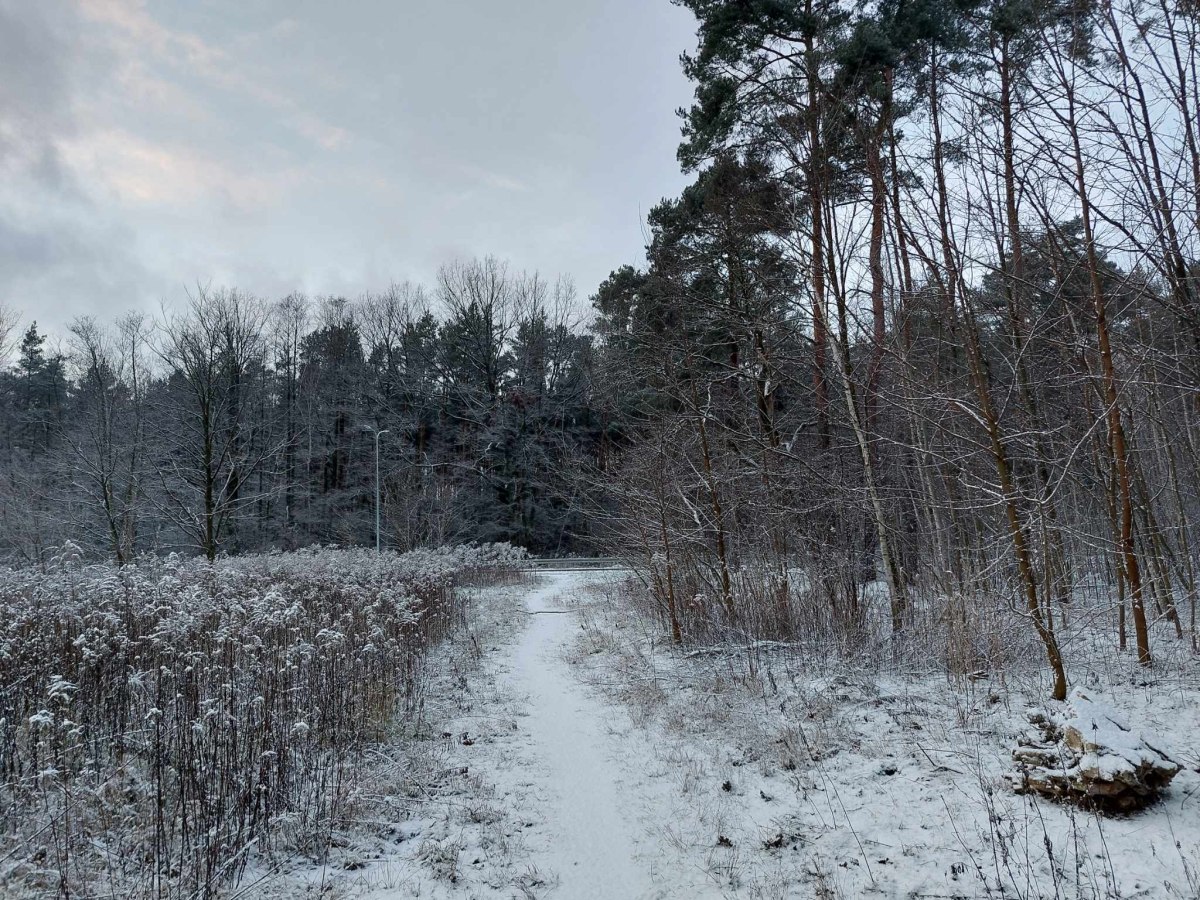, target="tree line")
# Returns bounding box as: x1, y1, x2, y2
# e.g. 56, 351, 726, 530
0, 259, 601, 562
